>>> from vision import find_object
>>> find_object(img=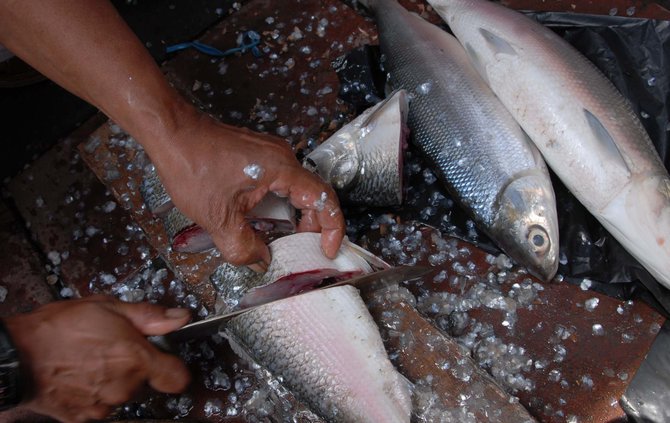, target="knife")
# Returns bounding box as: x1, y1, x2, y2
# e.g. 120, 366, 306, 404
150, 265, 430, 350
